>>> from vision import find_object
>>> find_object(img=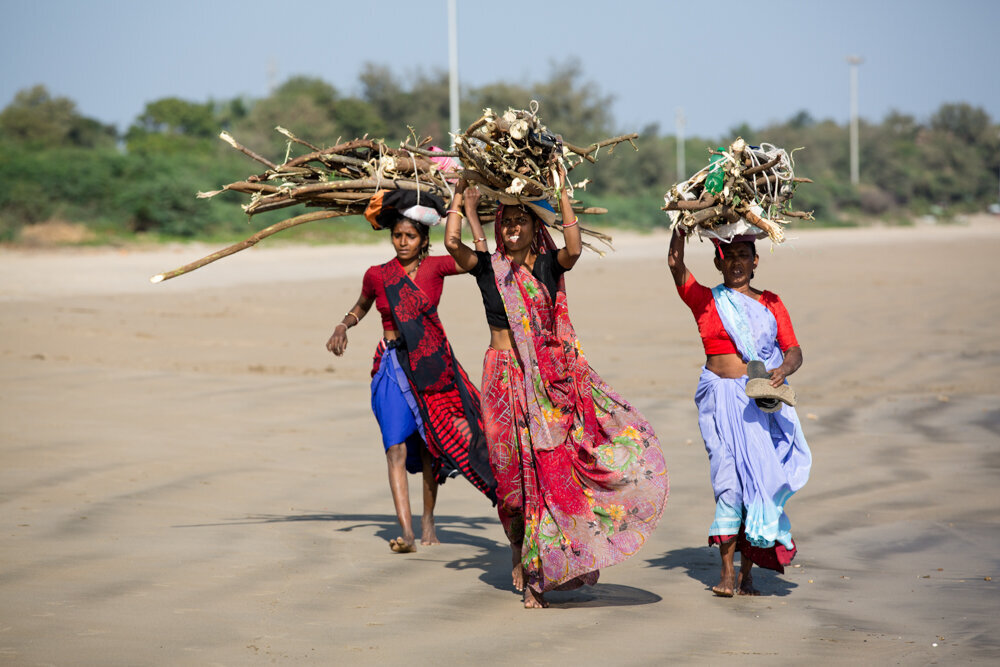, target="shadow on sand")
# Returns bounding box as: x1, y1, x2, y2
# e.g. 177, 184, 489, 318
176, 511, 511, 587
645, 545, 798, 597
177, 512, 661, 605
